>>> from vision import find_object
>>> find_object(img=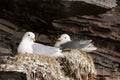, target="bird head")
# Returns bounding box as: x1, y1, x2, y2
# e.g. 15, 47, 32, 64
58, 34, 71, 42
23, 32, 36, 42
